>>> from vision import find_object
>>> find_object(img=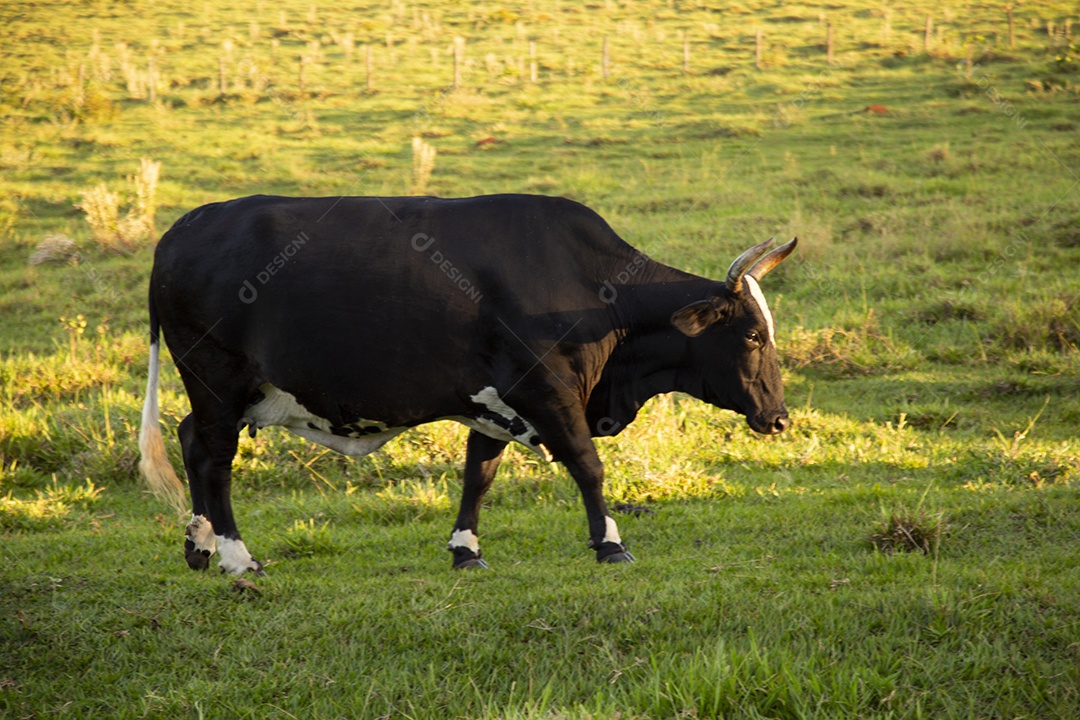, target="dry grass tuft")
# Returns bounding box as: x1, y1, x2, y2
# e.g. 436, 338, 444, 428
77, 184, 121, 247
410, 137, 437, 195
28, 233, 78, 265
77, 158, 161, 251
869, 509, 947, 555
926, 142, 951, 164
